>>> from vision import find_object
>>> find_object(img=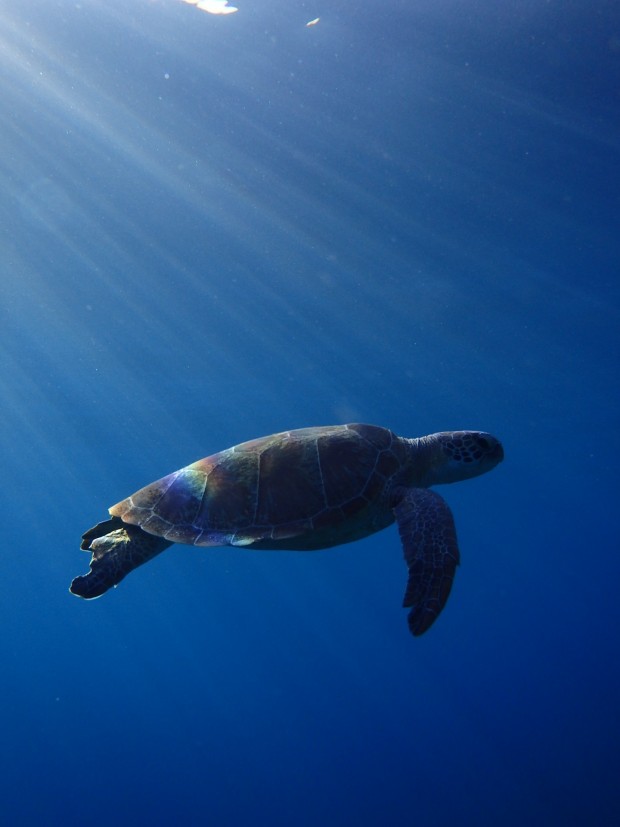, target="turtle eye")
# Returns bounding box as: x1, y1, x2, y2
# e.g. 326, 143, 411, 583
477, 436, 490, 451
